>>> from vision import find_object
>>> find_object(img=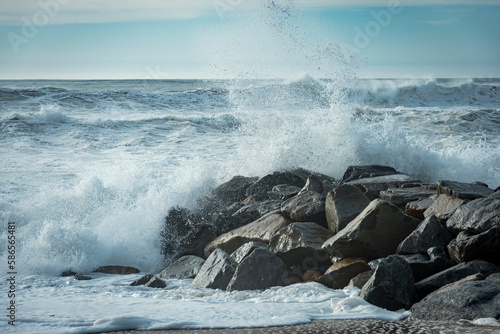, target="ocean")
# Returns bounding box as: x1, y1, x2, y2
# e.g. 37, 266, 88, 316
1, 77, 500, 333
